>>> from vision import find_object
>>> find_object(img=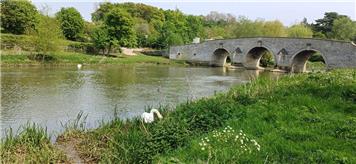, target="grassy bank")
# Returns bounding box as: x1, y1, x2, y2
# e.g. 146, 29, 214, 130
0, 124, 68, 163
0, 51, 184, 66
1, 69, 355, 163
